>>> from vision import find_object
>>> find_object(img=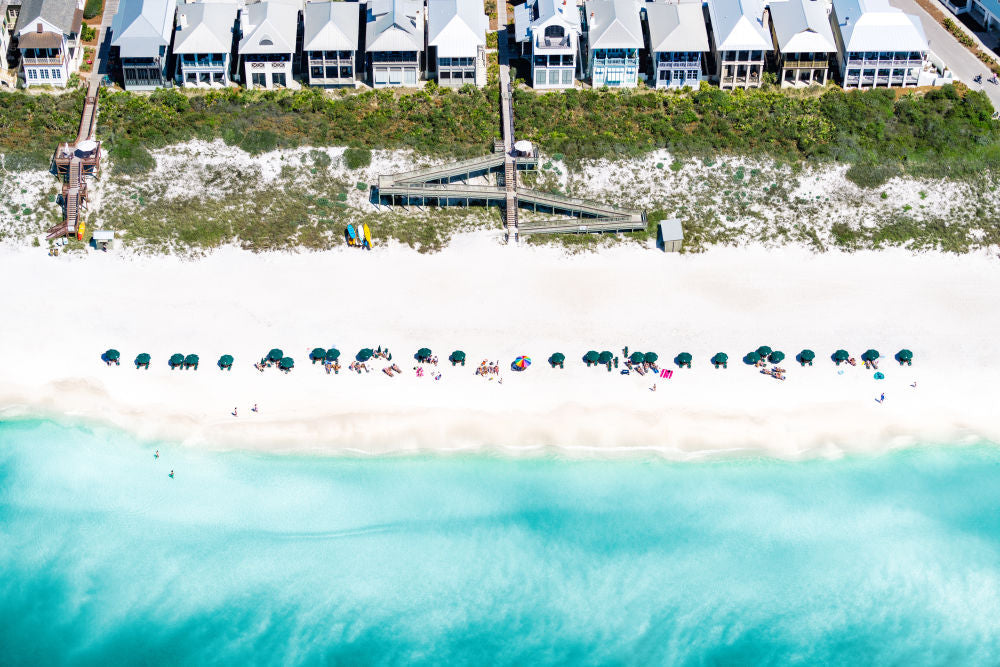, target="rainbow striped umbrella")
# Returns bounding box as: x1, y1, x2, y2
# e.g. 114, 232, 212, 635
513, 356, 531, 370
